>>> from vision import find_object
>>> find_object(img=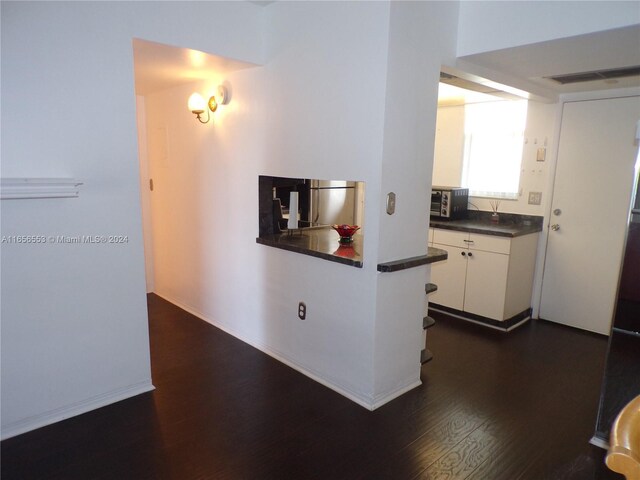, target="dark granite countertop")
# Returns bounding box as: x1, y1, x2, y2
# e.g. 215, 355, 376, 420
377, 247, 448, 273
430, 211, 543, 237
256, 227, 363, 268
257, 228, 450, 271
